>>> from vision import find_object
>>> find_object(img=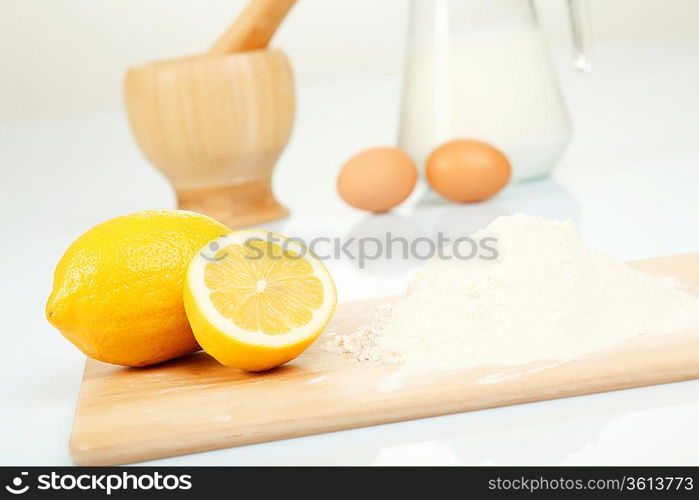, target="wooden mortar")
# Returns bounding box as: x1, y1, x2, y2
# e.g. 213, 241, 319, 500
124, 0, 296, 228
